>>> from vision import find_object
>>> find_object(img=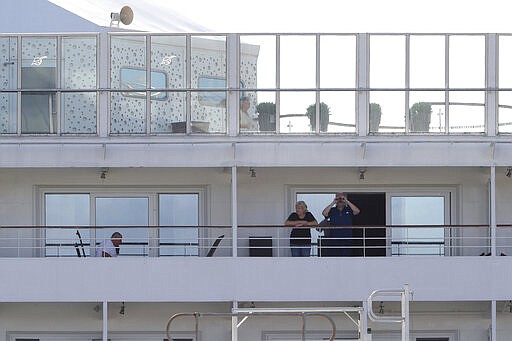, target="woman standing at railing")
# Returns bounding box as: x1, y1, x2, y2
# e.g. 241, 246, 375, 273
285, 201, 318, 257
